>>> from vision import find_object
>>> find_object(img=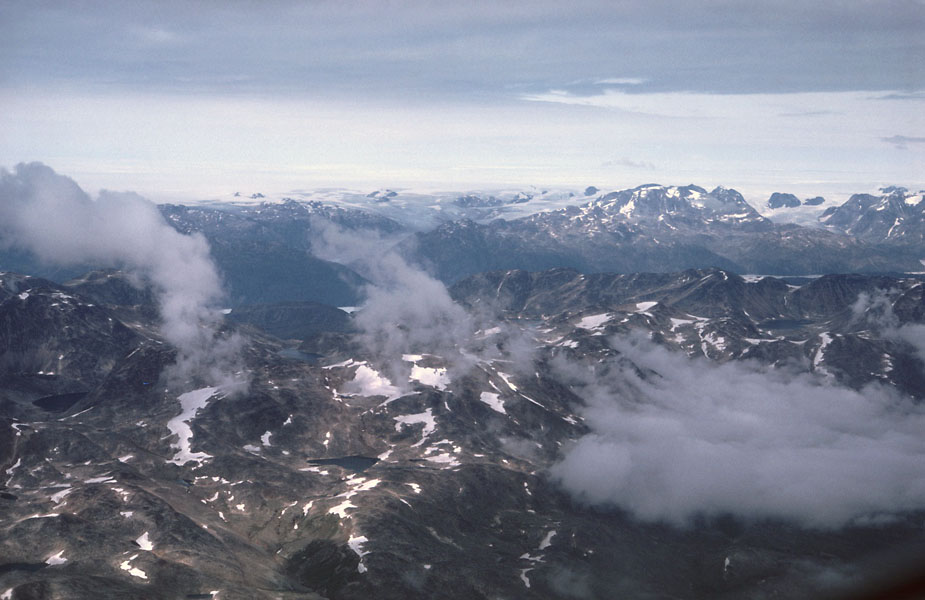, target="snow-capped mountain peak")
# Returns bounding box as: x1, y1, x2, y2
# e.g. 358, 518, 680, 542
580, 184, 766, 229
819, 186, 925, 243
